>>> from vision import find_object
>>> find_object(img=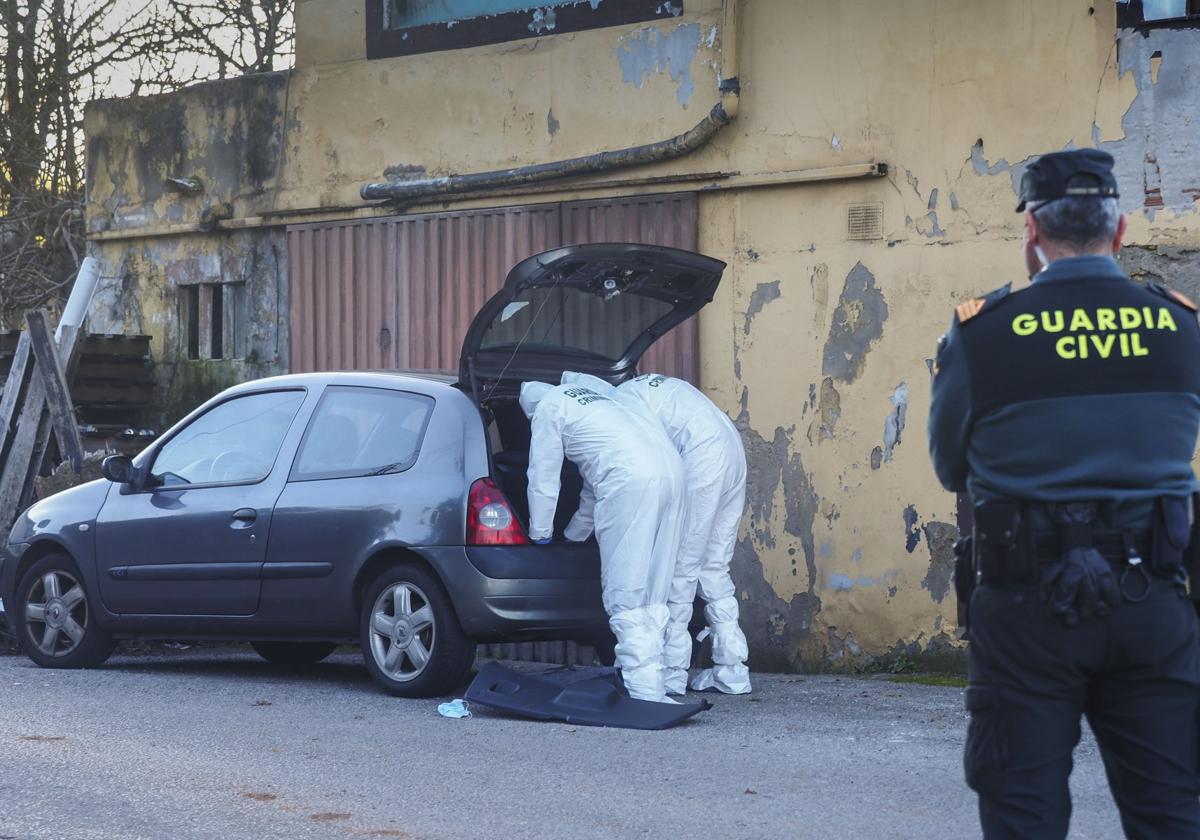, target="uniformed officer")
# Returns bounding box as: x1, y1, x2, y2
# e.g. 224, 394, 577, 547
928, 148, 1200, 839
